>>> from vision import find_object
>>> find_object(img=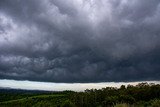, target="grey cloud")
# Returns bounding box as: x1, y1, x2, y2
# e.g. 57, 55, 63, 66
0, 0, 160, 83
